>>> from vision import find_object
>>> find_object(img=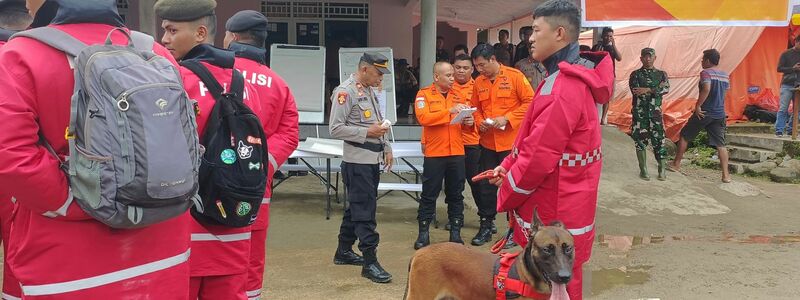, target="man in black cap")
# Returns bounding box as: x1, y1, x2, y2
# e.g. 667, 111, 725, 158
156, 0, 218, 60
0, 2, 32, 299
0, 0, 30, 44
156, 0, 265, 299
329, 52, 394, 283
224, 10, 300, 299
